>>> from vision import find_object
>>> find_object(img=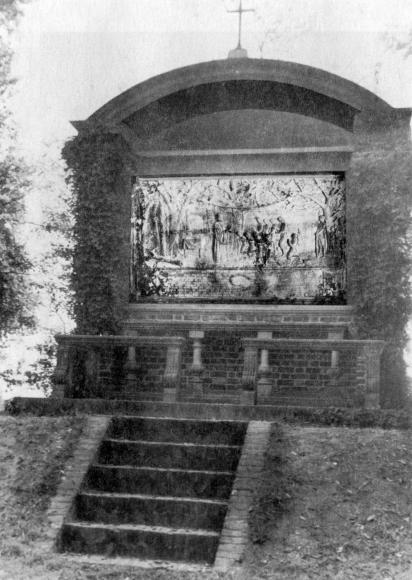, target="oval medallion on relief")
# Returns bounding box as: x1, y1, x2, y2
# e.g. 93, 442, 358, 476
229, 274, 253, 288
